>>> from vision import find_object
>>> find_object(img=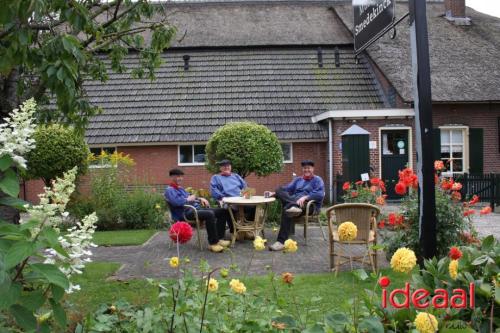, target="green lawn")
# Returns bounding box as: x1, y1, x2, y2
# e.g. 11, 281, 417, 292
92, 229, 158, 246
69, 262, 410, 323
